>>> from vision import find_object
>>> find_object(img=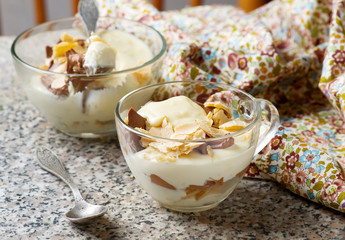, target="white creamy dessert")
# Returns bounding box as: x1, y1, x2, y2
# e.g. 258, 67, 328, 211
83, 38, 116, 75
125, 93, 255, 210
27, 30, 153, 134
127, 135, 254, 207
